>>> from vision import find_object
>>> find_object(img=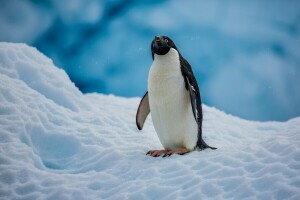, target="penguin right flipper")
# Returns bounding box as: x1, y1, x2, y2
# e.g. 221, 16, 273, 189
186, 78, 199, 122
136, 92, 150, 130
186, 77, 217, 150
